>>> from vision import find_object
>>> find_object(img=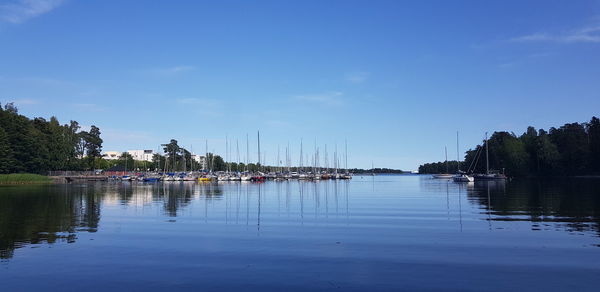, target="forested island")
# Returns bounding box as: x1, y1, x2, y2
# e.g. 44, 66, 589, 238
419, 116, 600, 177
